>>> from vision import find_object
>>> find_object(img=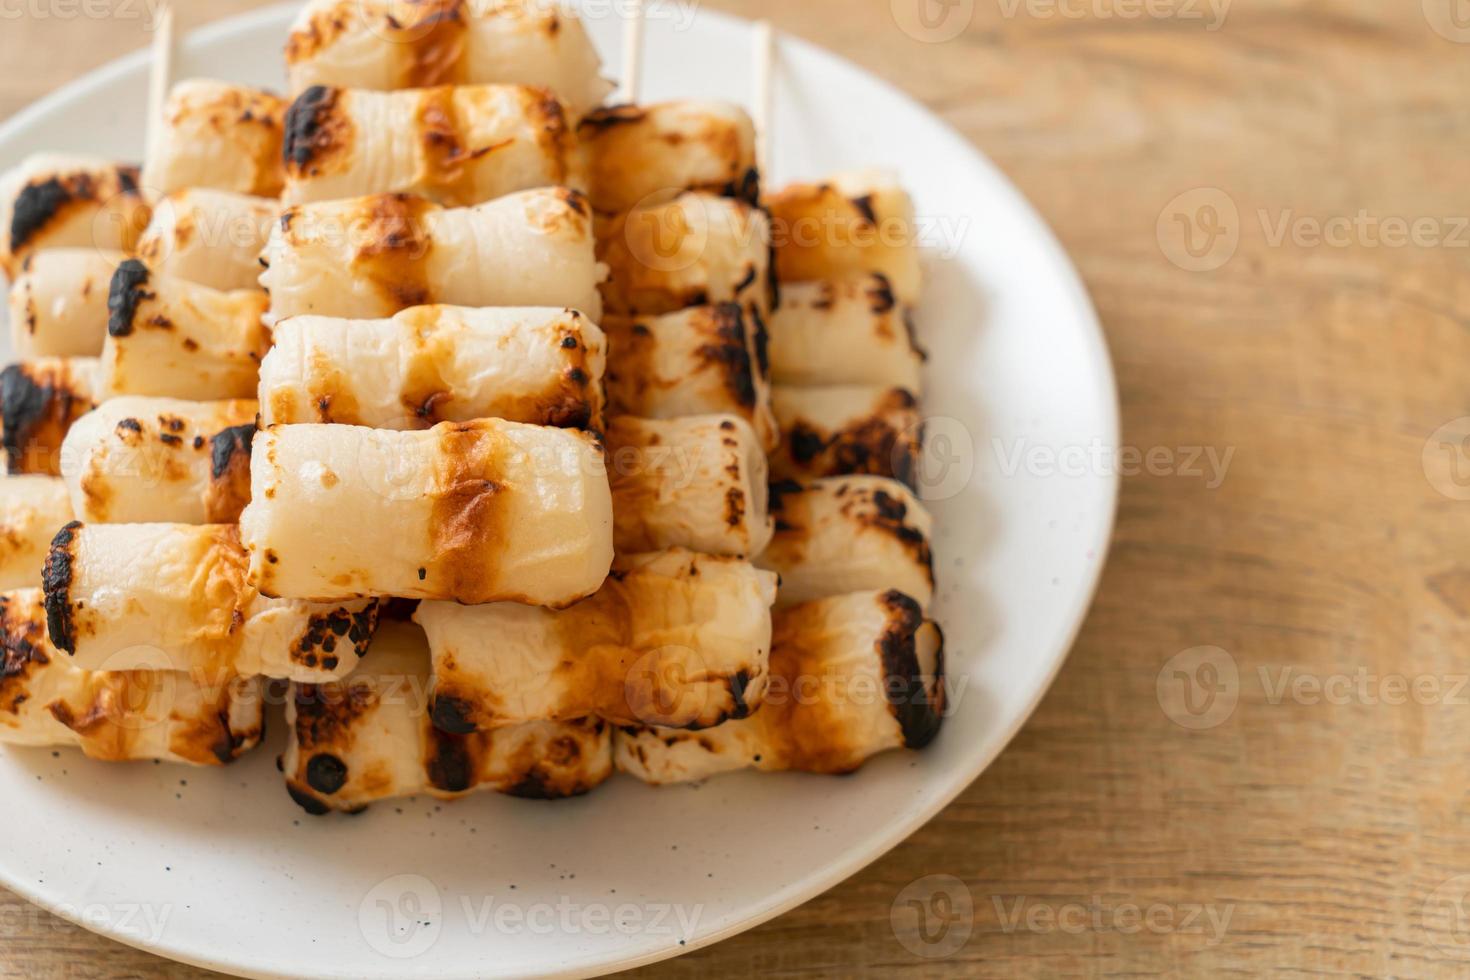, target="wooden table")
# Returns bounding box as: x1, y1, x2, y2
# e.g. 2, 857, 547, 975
5, 0, 1470, 975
